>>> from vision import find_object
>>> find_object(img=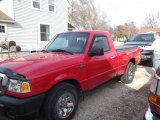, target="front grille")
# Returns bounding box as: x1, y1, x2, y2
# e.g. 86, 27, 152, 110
0, 73, 9, 95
